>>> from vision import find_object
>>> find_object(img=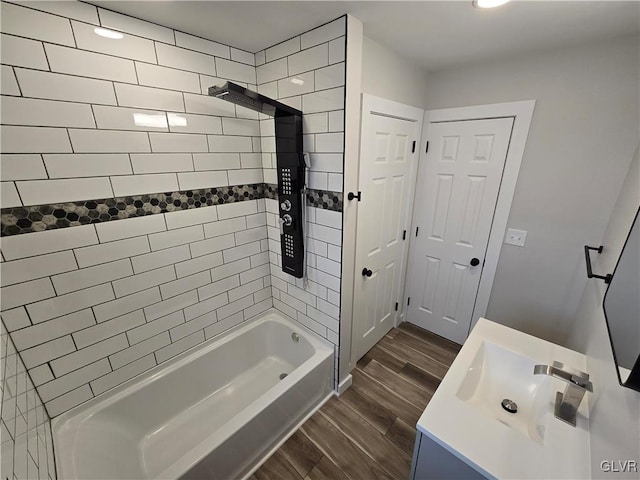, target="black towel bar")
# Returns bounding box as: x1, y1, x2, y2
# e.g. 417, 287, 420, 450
584, 245, 612, 284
